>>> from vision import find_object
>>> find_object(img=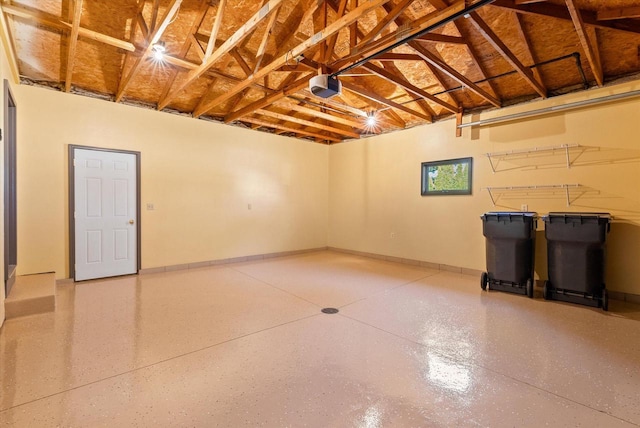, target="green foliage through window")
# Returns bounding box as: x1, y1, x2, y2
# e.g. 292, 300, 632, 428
427, 163, 469, 192
421, 158, 472, 196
